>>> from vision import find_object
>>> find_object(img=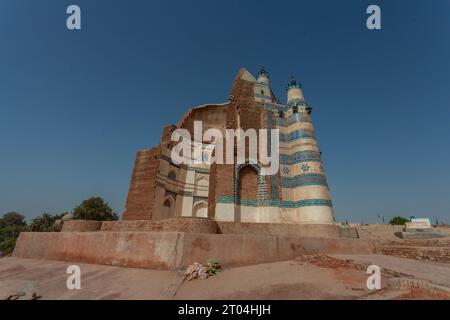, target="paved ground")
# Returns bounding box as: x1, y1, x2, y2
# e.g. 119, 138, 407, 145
0, 255, 449, 300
